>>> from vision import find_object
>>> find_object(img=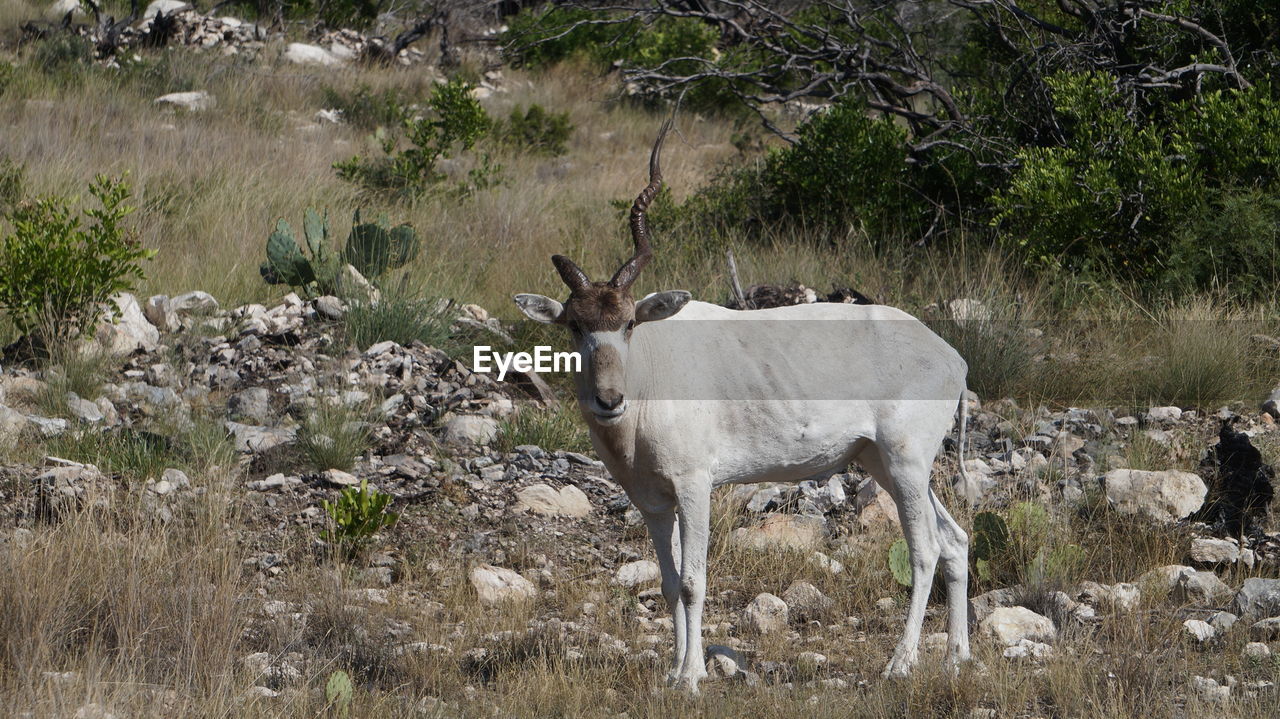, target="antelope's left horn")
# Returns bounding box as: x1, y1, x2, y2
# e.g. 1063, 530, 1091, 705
610, 119, 671, 290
